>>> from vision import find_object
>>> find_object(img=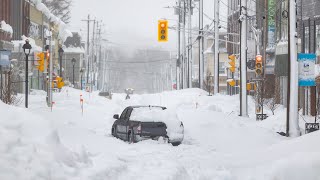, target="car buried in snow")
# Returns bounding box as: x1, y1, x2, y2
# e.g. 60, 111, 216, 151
111, 106, 184, 146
